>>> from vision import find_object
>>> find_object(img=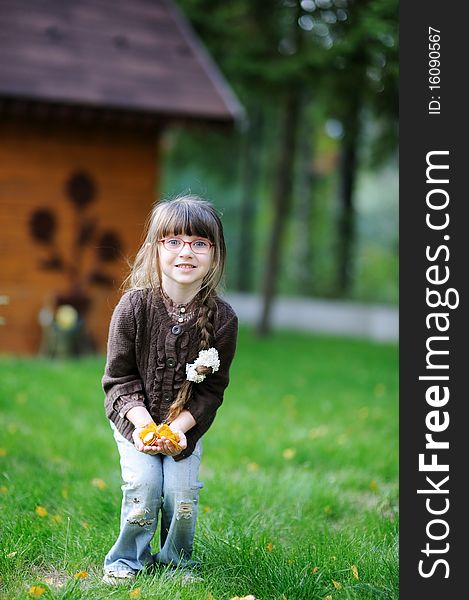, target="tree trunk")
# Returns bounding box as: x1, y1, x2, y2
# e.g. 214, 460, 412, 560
237, 107, 263, 291
337, 109, 360, 296
258, 91, 300, 336
294, 97, 315, 296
